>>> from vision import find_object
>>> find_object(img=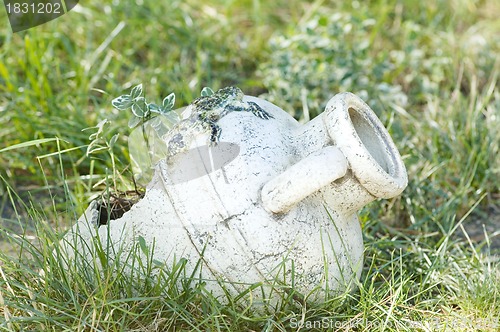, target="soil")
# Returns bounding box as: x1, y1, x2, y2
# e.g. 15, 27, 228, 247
454, 203, 500, 256
456, 204, 500, 262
